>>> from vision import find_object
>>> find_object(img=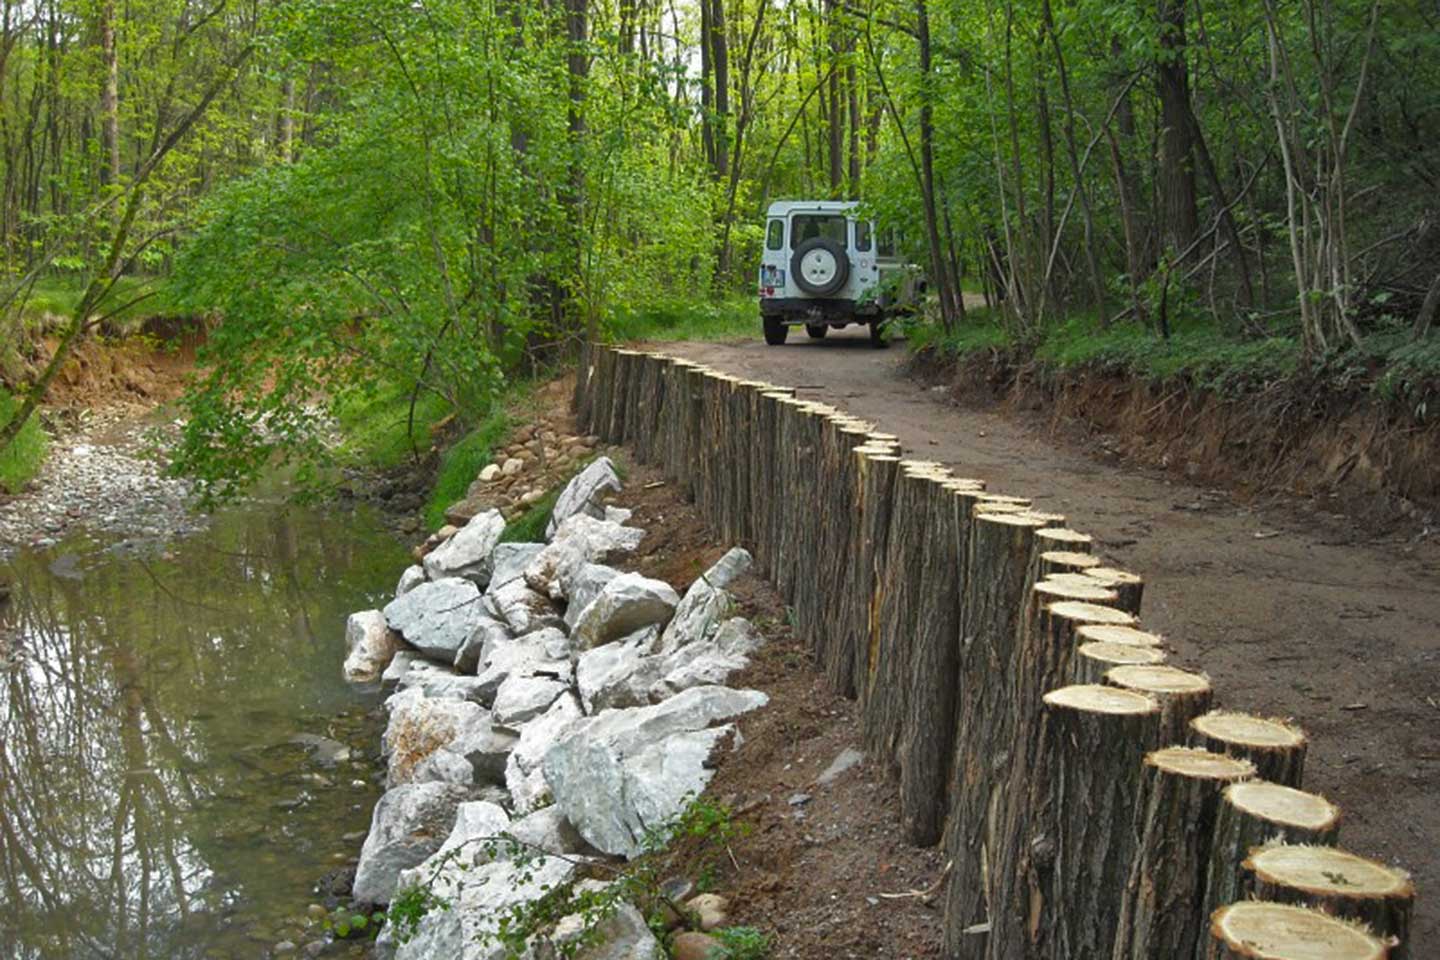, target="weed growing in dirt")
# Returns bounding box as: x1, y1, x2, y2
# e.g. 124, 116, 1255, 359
713, 926, 771, 960
334, 385, 454, 471
608, 296, 756, 342
0, 388, 48, 493
421, 412, 511, 530
500, 487, 561, 543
